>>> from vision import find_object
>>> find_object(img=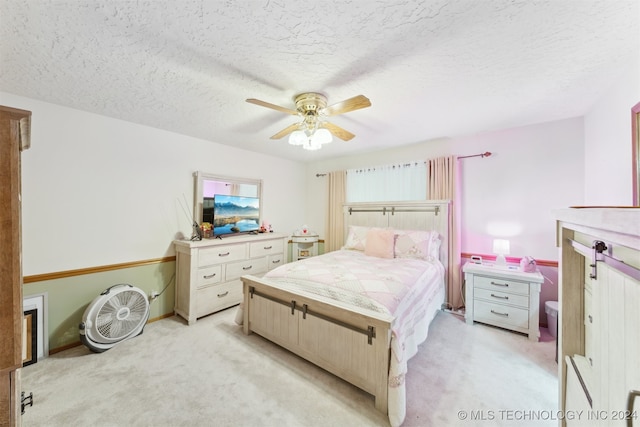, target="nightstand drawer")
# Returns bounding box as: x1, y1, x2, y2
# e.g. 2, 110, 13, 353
474, 299, 529, 330
474, 288, 529, 308
474, 275, 530, 295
